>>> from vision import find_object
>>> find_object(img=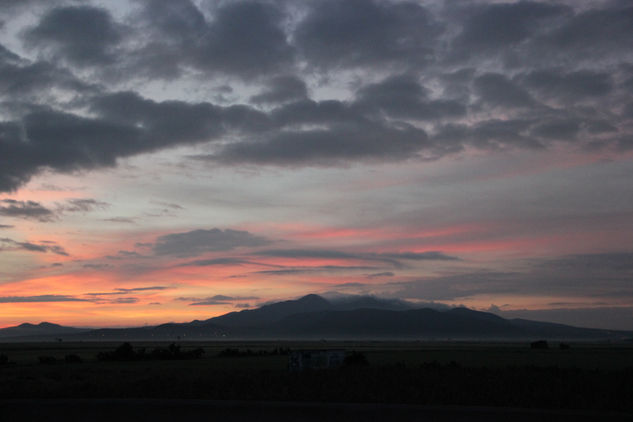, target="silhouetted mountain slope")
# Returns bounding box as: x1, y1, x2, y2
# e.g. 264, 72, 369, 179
509, 318, 624, 338
330, 296, 412, 311
208, 293, 332, 327
79, 321, 226, 340
266, 307, 522, 338
3, 295, 631, 341
0, 322, 88, 338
